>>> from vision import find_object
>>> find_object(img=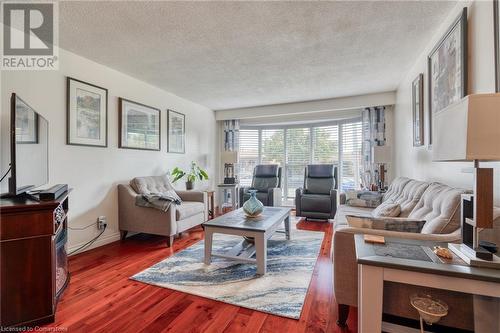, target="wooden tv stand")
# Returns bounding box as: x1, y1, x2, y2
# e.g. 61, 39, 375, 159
0, 191, 70, 328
